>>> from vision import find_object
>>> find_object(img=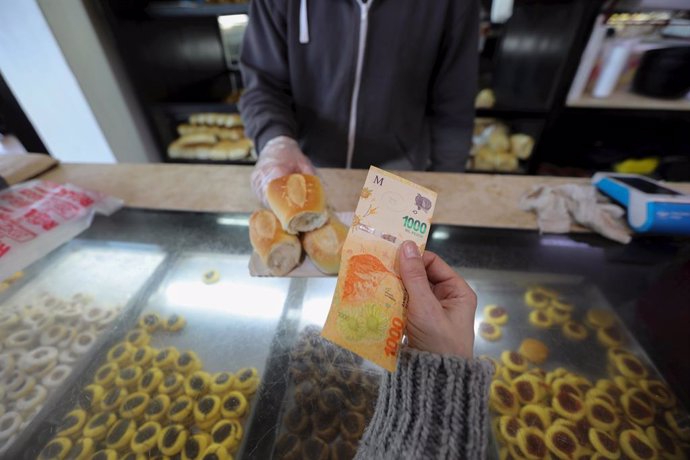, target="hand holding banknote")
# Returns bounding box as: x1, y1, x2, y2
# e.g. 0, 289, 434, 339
399, 241, 477, 359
